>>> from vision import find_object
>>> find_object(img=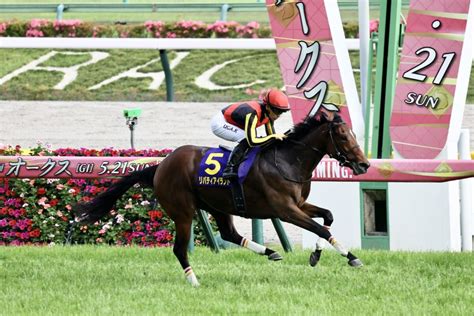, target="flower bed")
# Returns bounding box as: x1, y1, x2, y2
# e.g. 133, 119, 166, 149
0, 19, 272, 38
0, 19, 366, 38
0, 144, 214, 246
